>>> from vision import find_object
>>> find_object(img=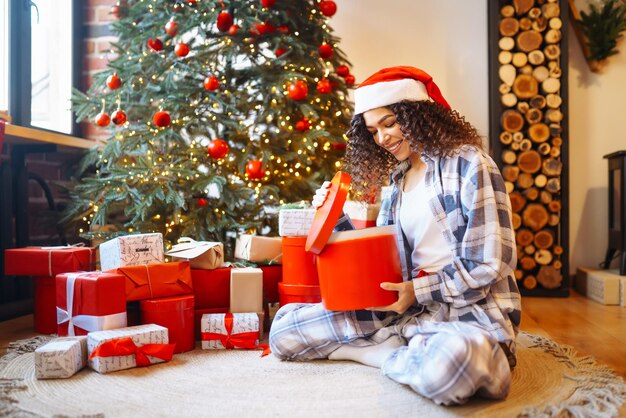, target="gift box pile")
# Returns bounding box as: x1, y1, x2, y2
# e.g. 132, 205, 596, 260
21, 230, 283, 380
